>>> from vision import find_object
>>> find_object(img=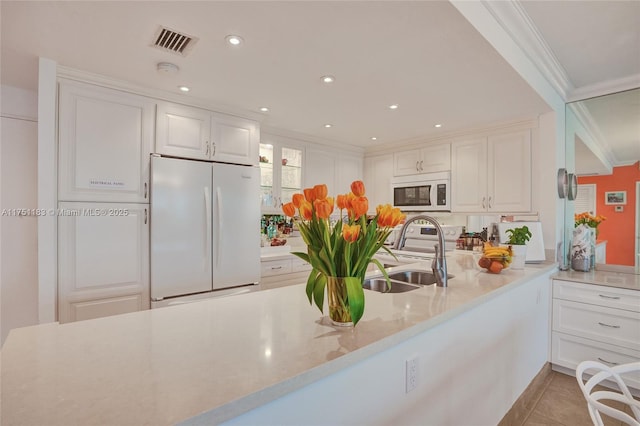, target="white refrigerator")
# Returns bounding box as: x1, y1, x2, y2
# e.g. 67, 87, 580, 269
150, 156, 260, 306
